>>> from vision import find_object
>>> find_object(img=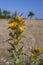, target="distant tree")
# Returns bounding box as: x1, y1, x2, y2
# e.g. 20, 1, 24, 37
28, 11, 35, 26
6, 11, 11, 18
28, 11, 34, 19
0, 8, 2, 18
3, 10, 11, 18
